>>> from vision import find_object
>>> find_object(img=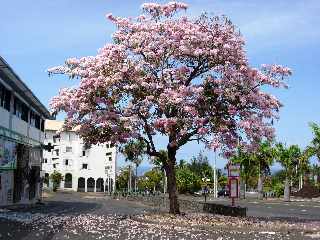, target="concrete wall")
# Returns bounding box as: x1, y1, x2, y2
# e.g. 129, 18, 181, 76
0, 108, 10, 129
0, 171, 14, 206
